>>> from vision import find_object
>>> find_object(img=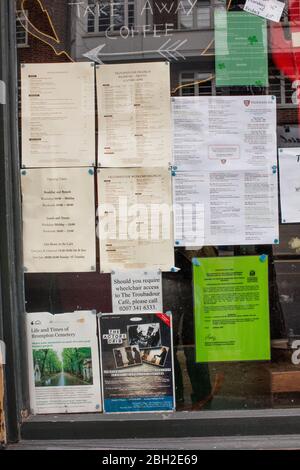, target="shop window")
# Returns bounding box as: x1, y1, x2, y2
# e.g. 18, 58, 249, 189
268, 68, 296, 106
178, 0, 211, 30
9, 0, 300, 440
179, 72, 215, 96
